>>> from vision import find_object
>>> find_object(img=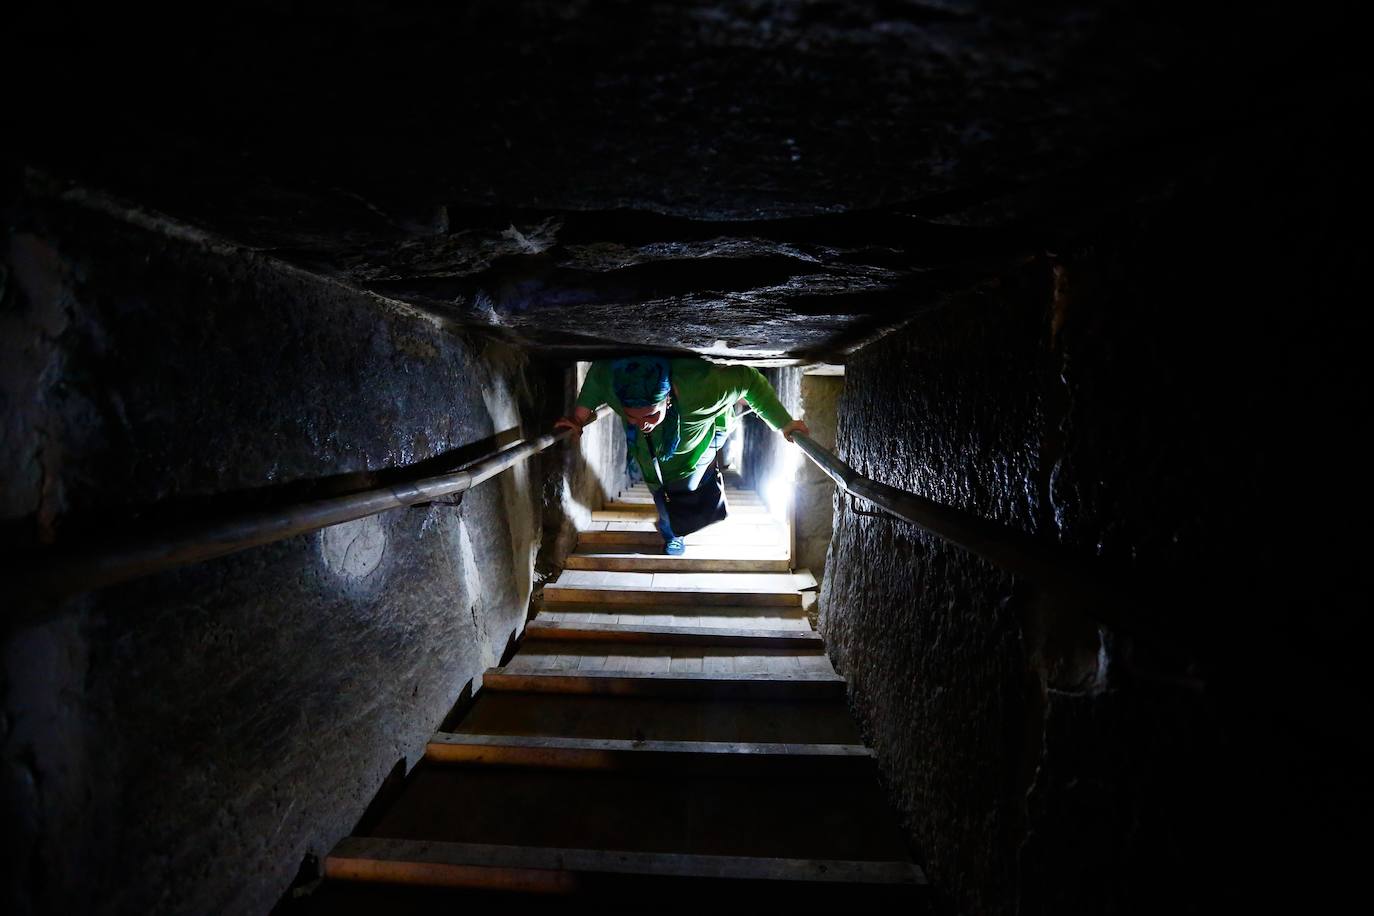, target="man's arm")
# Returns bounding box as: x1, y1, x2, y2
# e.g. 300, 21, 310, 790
719, 366, 811, 441
555, 362, 612, 442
